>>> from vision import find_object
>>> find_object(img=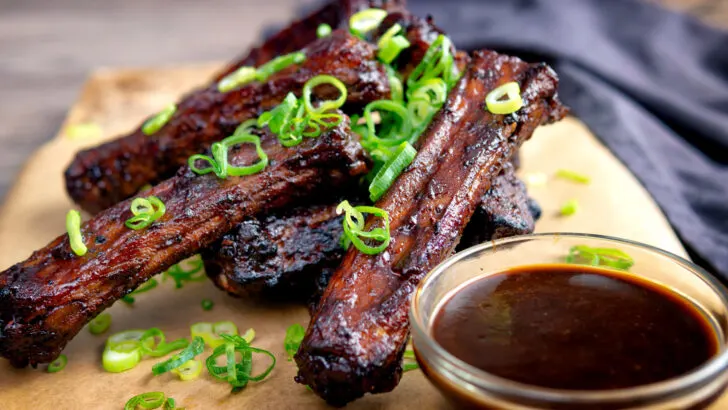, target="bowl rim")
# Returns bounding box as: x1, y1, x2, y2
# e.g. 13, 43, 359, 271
409, 232, 728, 404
